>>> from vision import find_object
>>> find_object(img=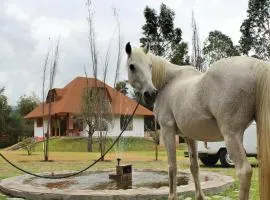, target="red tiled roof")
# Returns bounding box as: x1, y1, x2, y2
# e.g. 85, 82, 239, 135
25, 77, 153, 119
